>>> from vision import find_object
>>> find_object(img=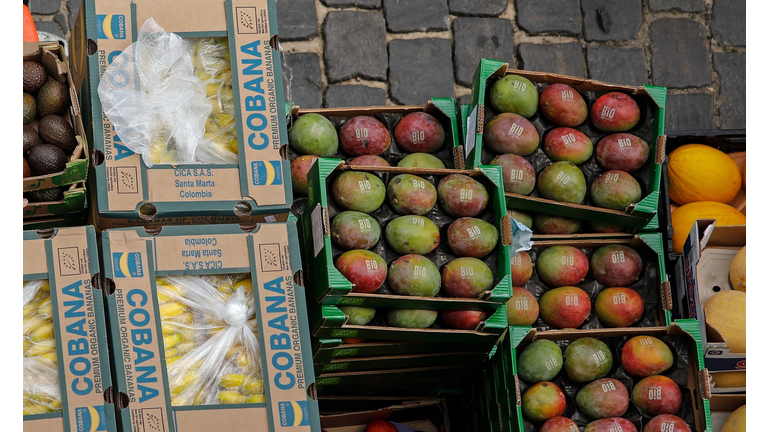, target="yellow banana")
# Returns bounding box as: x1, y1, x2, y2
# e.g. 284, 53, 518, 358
41, 351, 58, 365
163, 332, 182, 350
246, 394, 264, 404
159, 301, 187, 319
24, 315, 48, 336
37, 297, 53, 317
24, 339, 57, 357
243, 378, 263, 396
217, 390, 247, 404
30, 322, 55, 342
219, 374, 246, 389
23, 303, 37, 318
